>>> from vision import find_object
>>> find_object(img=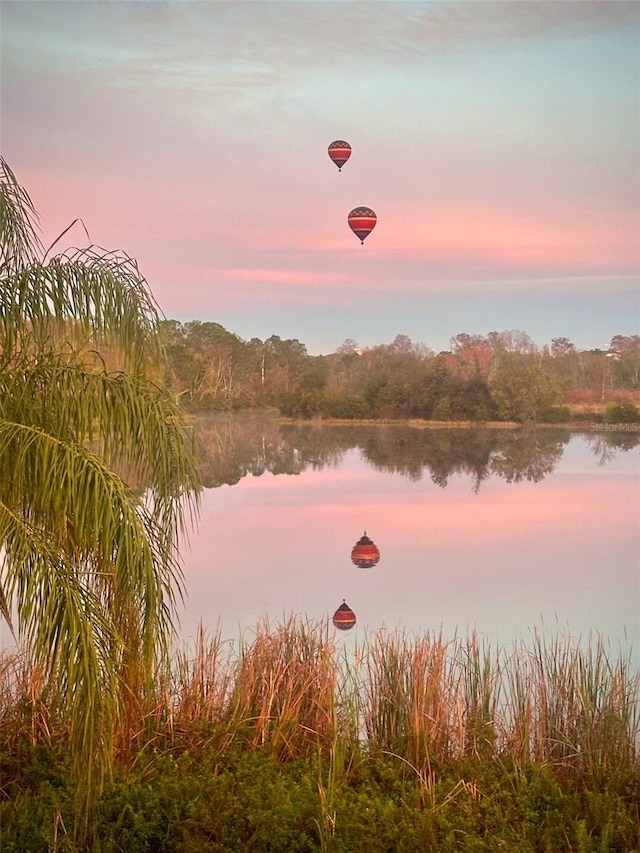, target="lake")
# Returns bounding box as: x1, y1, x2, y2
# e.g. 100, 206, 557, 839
179, 414, 640, 665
